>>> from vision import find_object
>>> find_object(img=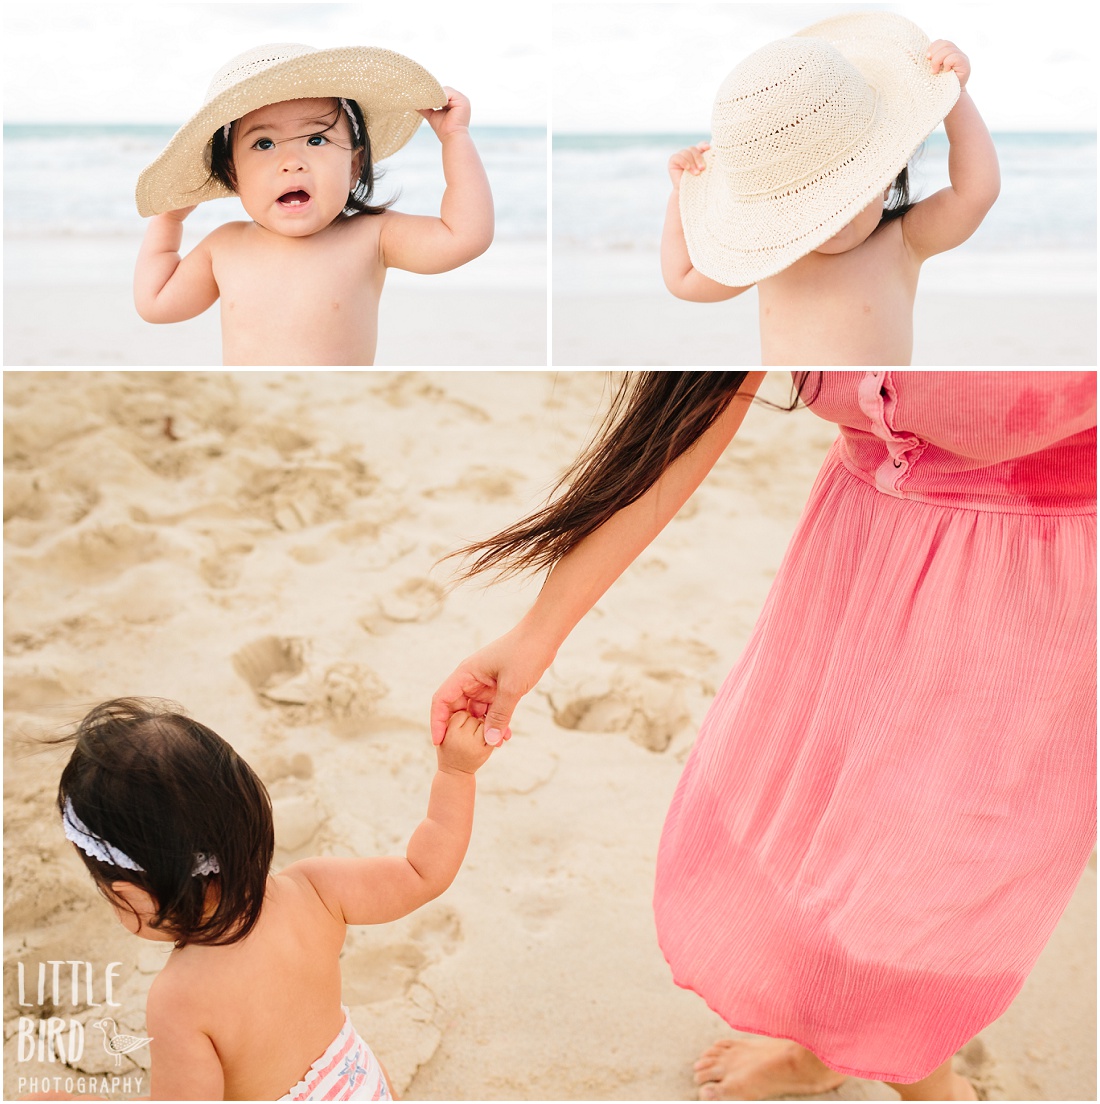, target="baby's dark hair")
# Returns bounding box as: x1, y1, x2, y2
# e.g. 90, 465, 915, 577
207, 97, 392, 216
57, 698, 273, 947
882, 164, 915, 223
